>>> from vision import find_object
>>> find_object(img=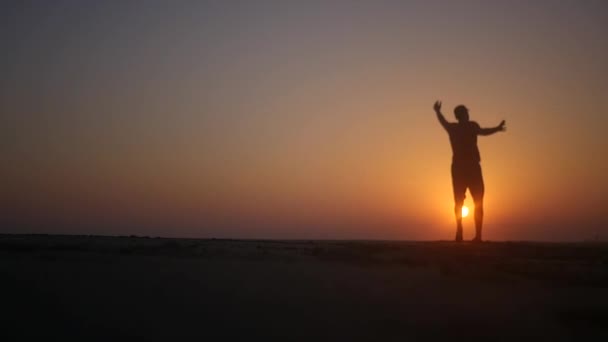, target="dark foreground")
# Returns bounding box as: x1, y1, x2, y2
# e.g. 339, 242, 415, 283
1, 235, 608, 341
